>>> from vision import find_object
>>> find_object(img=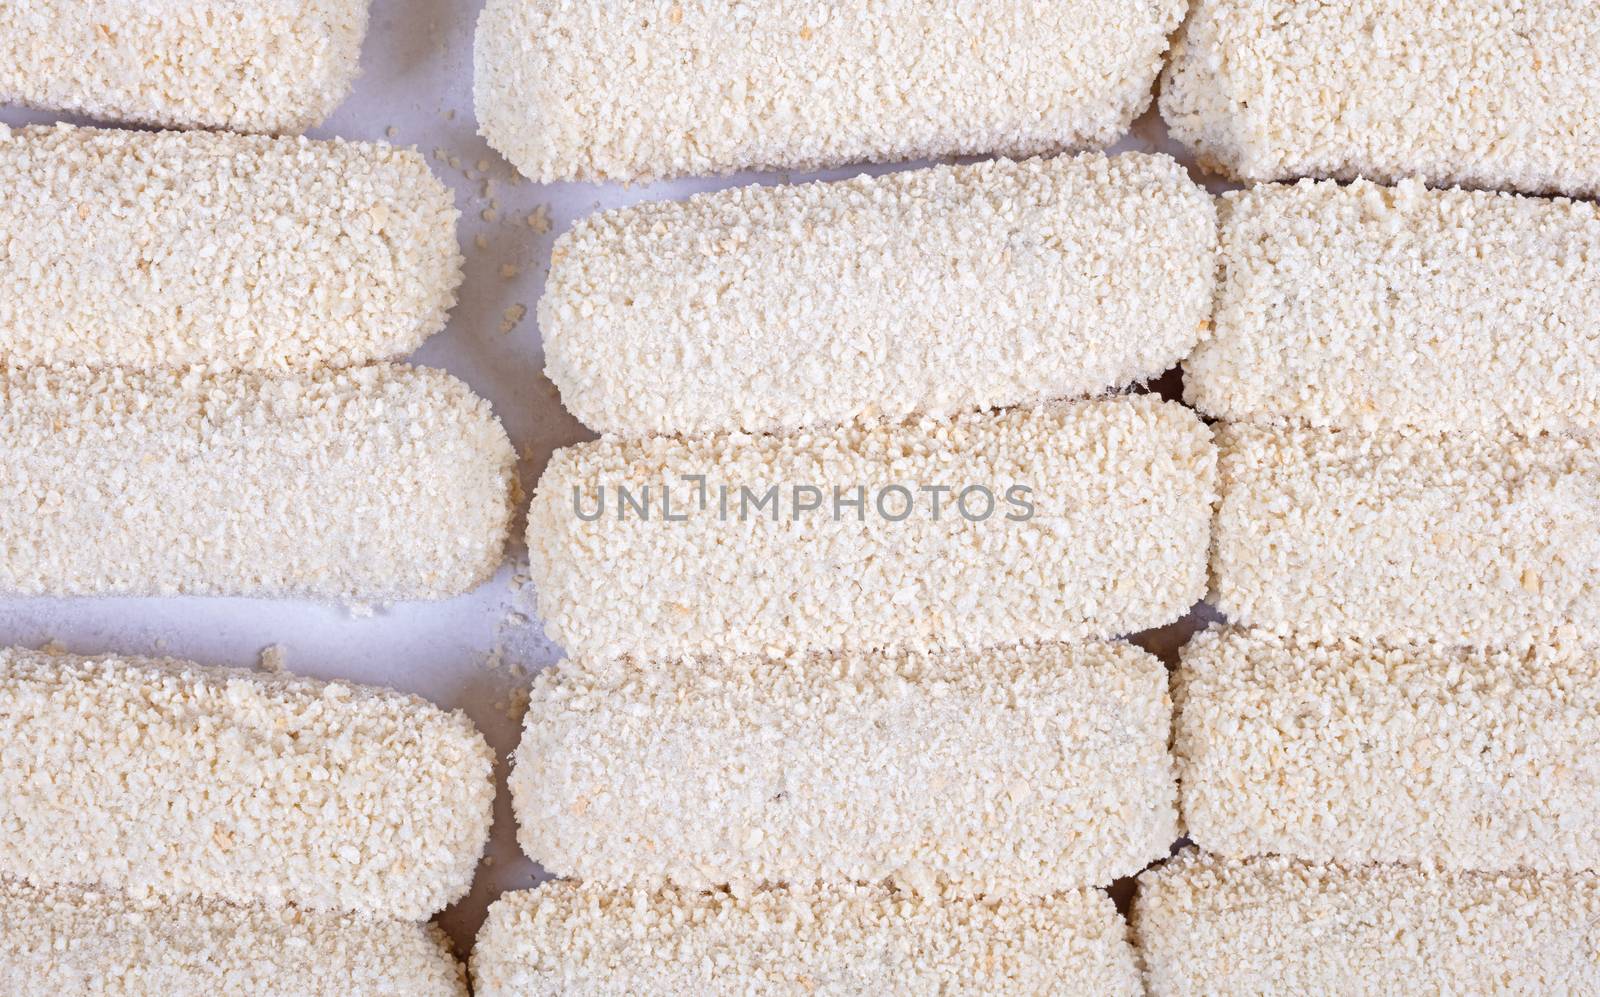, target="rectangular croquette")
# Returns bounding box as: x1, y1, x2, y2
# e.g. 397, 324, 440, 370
1185, 178, 1600, 434
474, 0, 1187, 182
0, 647, 494, 919
513, 641, 1175, 896
1212, 422, 1600, 647
527, 396, 1216, 661
472, 883, 1140, 997
1135, 851, 1600, 996
0, 364, 516, 602
0, 125, 461, 371
1161, 0, 1600, 198
1175, 628, 1600, 876
0, 1, 370, 132
542, 153, 1216, 436
0, 878, 467, 997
